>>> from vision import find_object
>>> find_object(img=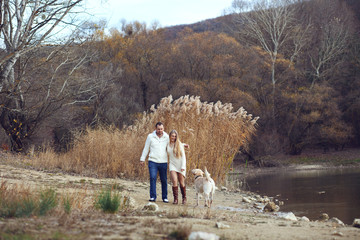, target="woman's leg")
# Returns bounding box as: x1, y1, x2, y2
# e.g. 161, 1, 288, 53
170, 171, 178, 187
170, 171, 179, 204
178, 173, 185, 188
178, 173, 187, 204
